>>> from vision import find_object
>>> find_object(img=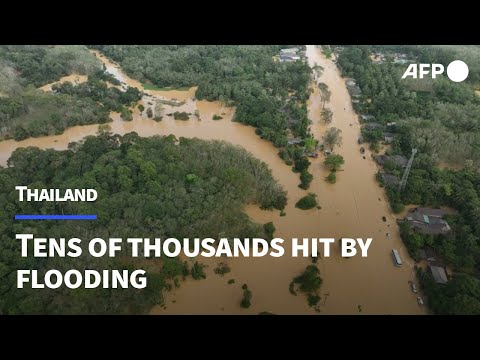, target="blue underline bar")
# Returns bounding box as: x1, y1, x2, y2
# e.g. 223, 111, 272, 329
15, 215, 97, 220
